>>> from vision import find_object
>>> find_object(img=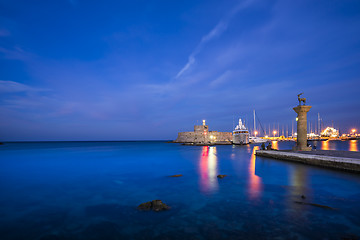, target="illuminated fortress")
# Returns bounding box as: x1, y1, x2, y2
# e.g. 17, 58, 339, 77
174, 120, 232, 144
